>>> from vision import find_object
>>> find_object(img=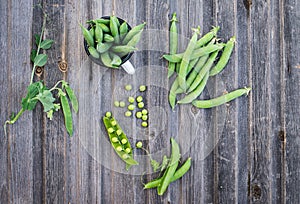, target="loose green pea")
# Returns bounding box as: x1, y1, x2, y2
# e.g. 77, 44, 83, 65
136, 96, 143, 102
119, 101, 126, 107
142, 115, 148, 121
141, 109, 148, 115
111, 137, 119, 143
105, 112, 112, 117
114, 101, 120, 107
125, 148, 131, 153
138, 102, 144, 108
125, 111, 132, 117
139, 85, 146, 92
136, 141, 143, 148
111, 120, 117, 126
141, 121, 148, 127
122, 154, 129, 159
128, 96, 135, 103
121, 138, 128, 144
136, 111, 142, 118
116, 129, 122, 136
116, 146, 123, 152
125, 85, 132, 91
128, 104, 135, 111
108, 127, 114, 133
